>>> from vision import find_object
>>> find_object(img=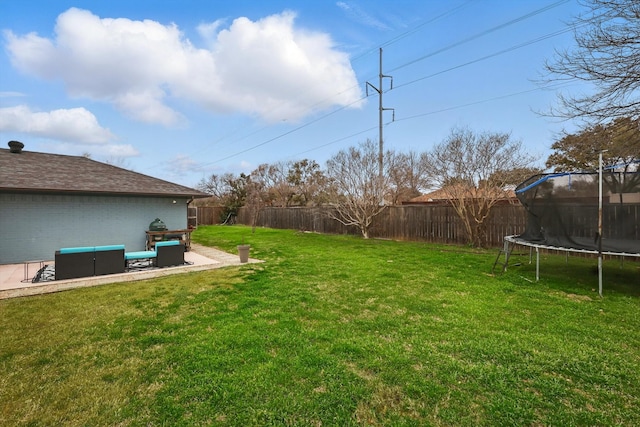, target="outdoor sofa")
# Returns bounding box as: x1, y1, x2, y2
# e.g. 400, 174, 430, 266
55, 245, 126, 280
124, 240, 185, 269
55, 241, 185, 280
